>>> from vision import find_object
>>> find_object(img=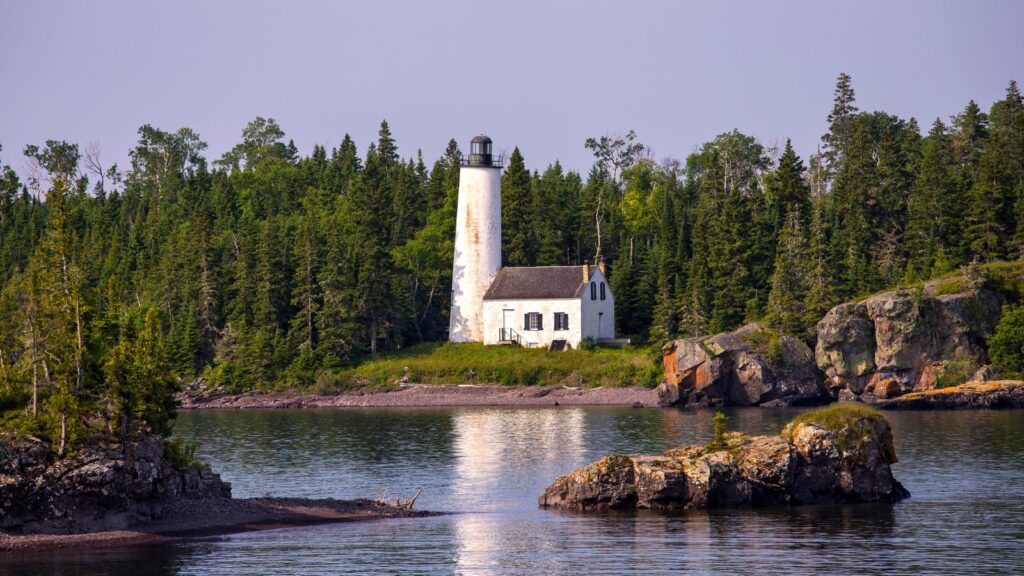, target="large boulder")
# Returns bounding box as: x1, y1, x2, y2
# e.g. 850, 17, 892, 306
659, 323, 825, 407
815, 287, 1003, 402
0, 434, 231, 534
539, 405, 908, 511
